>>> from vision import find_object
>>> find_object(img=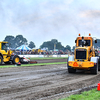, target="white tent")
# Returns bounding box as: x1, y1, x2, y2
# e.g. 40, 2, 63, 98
16, 45, 31, 54
16, 45, 31, 51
